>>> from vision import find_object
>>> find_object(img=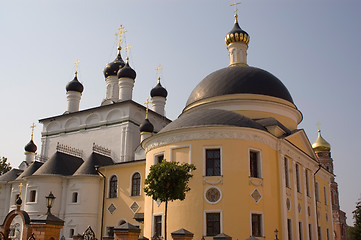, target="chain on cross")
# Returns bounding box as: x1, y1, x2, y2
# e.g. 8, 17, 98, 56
125, 44, 132, 60
74, 59, 80, 75
30, 123, 36, 140
144, 98, 150, 119
155, 64, 163, 83
115, 25, 127, 49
